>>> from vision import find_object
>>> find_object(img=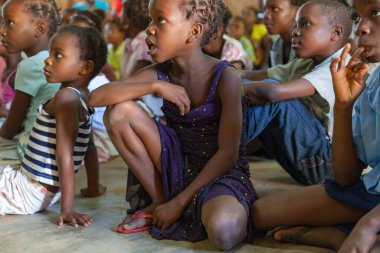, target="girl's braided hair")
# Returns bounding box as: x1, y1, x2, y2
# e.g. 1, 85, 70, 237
180, 0, 226, 46
24, 0, 61, 37
122, 0, 150, 31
